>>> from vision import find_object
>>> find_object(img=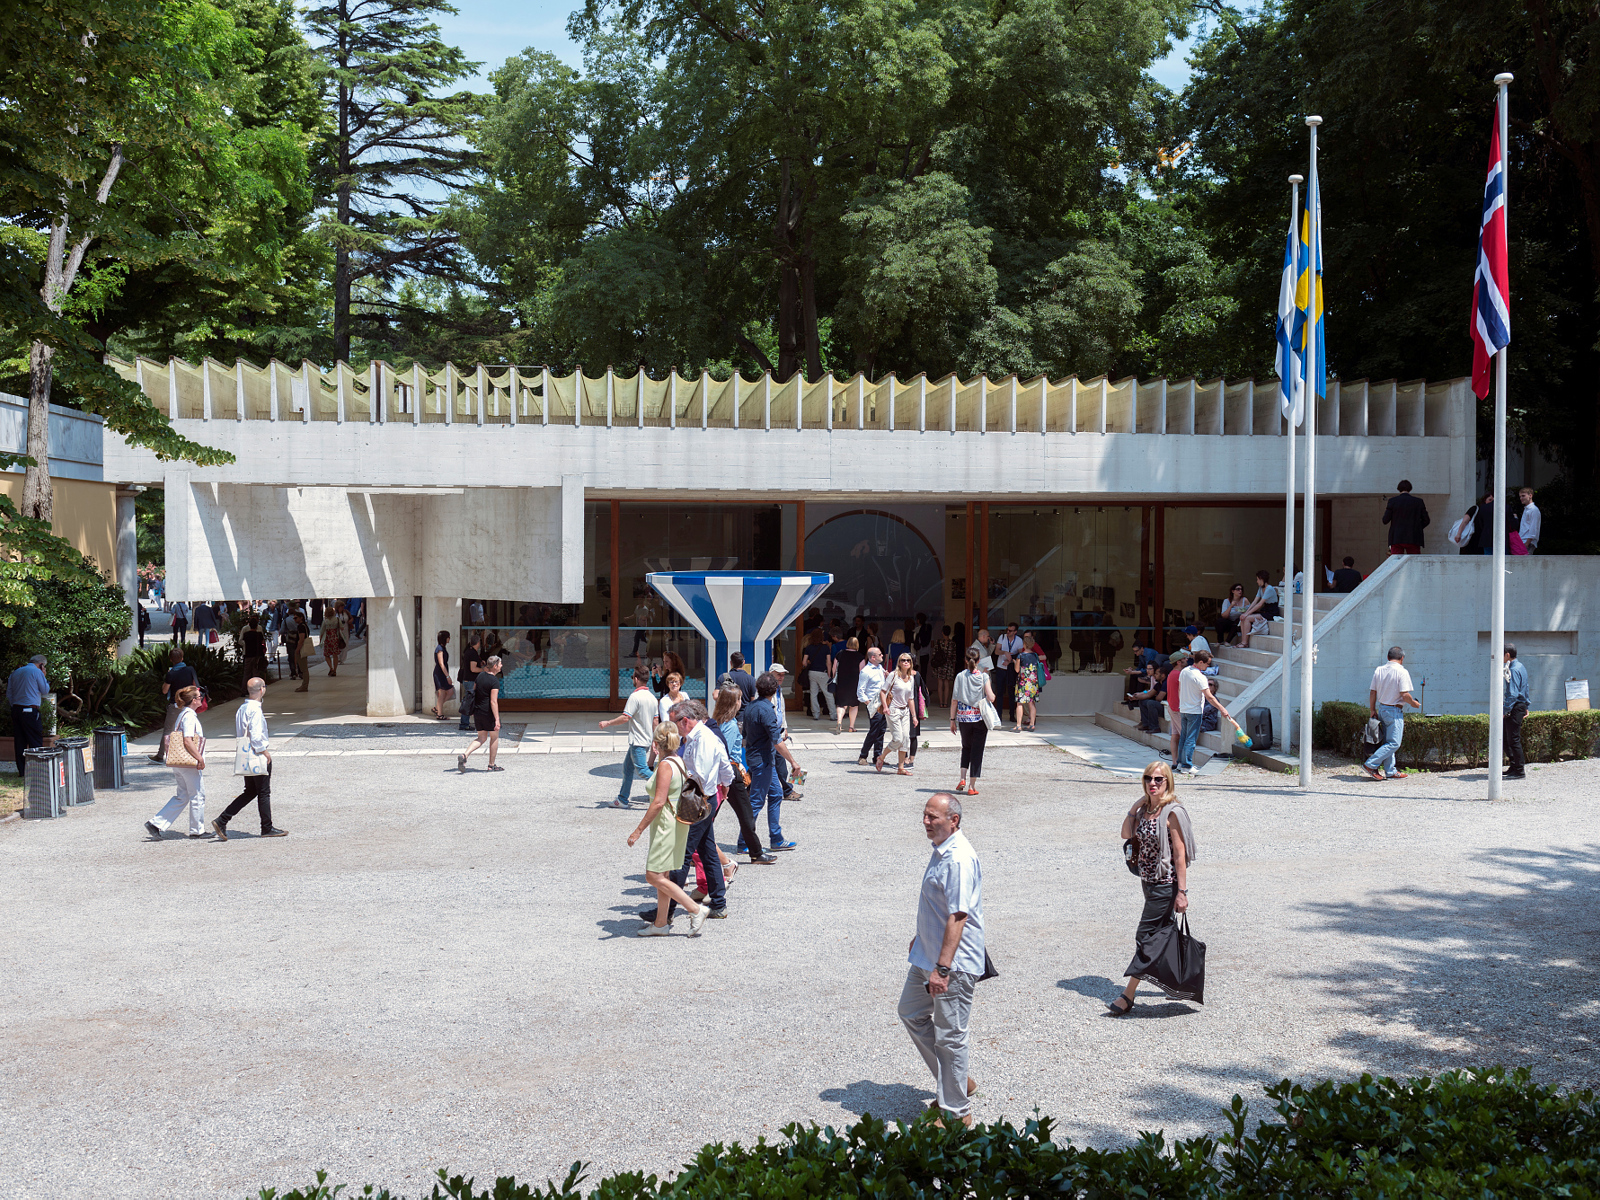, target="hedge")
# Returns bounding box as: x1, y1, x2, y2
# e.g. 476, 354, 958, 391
1314, 699, 1600, 769
259, 1068, 1600, 1199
